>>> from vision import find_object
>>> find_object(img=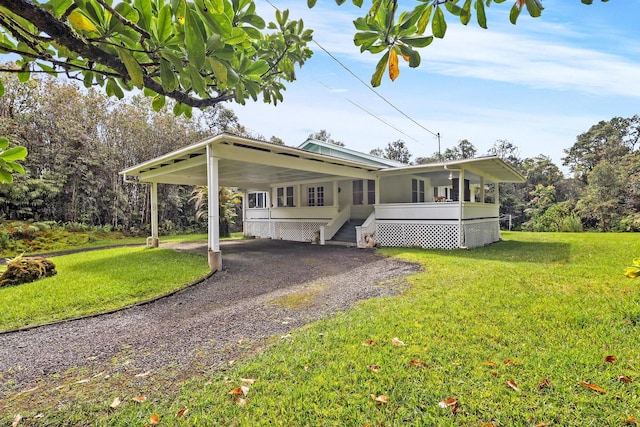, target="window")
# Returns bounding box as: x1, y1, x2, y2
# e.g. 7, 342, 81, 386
412, 179, 425, 203
353, 180, 364, 205
367, 180, 375, 205
248, 191, 266, 208
308, 186, 325, 207
276, 186, 294, 207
